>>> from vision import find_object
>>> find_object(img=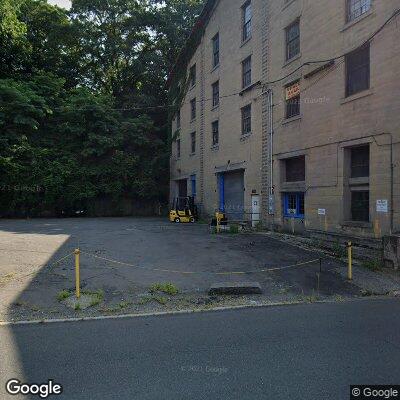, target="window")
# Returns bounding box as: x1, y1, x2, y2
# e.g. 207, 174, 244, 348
177, 139, 181, 158
347, 144, 370, 222
176, 109, 181, 129
190, 174, 197, 197
285, 156, 305, 182
190, 98, 196, 120
351, 145, 369, 178
285, 81, 300, 119
189, 64, 196, 87
346, 44, 370, 97
285, 20, 300, 61
351, 190, 369, 221
212, 81, 219, 108
212, 33, 219, 67
212, 120, 219, 146
191, 132, 196, 154
242, 56, 252, 88
347, 0, 371, 22
241, 104, 251, 135
242, 1, 252, 42
283, 192, 305, 218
